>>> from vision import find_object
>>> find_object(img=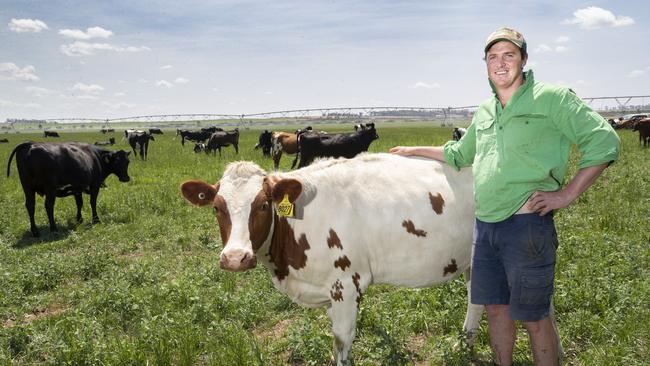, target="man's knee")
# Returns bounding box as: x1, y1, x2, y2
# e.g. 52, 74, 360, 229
523, 316, 552, 334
